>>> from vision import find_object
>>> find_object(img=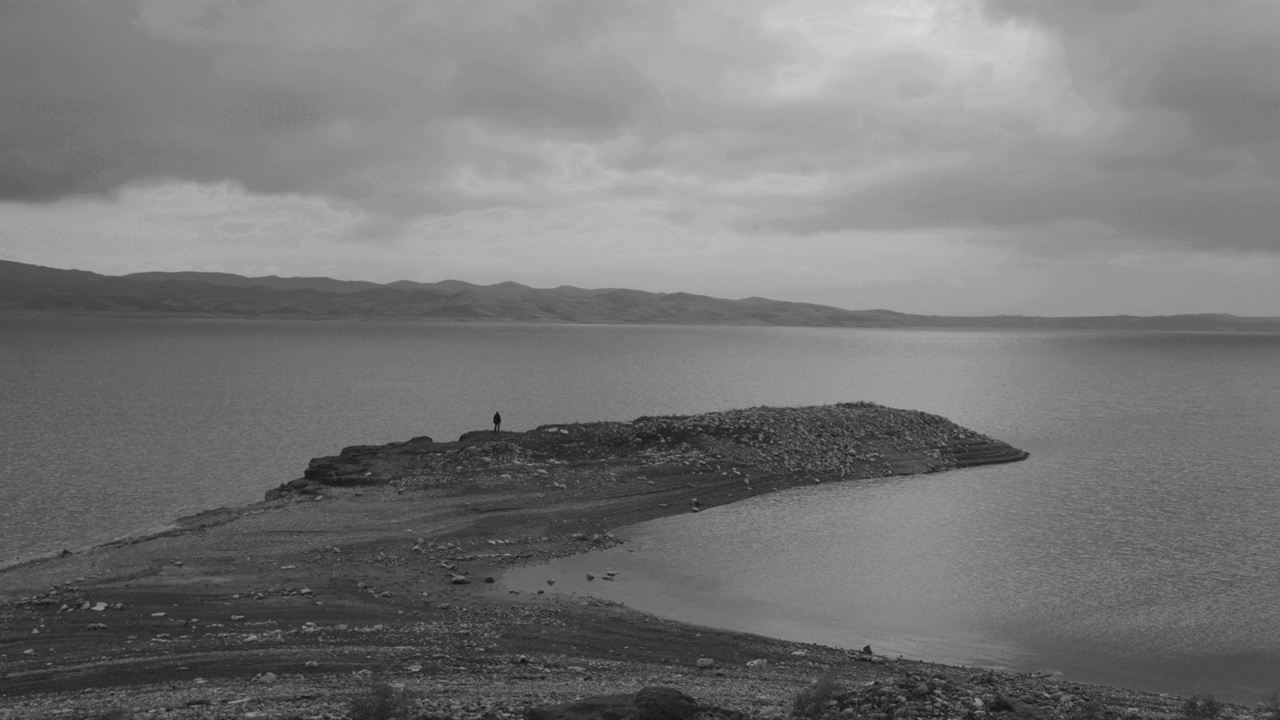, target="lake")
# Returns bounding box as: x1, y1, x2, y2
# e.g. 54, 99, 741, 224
2, 318, 1277, 700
